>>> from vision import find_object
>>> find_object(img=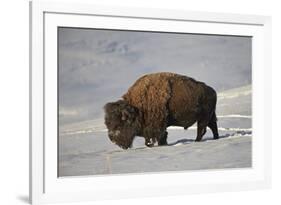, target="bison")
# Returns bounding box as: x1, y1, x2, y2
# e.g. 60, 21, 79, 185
104, 72, 219, 149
